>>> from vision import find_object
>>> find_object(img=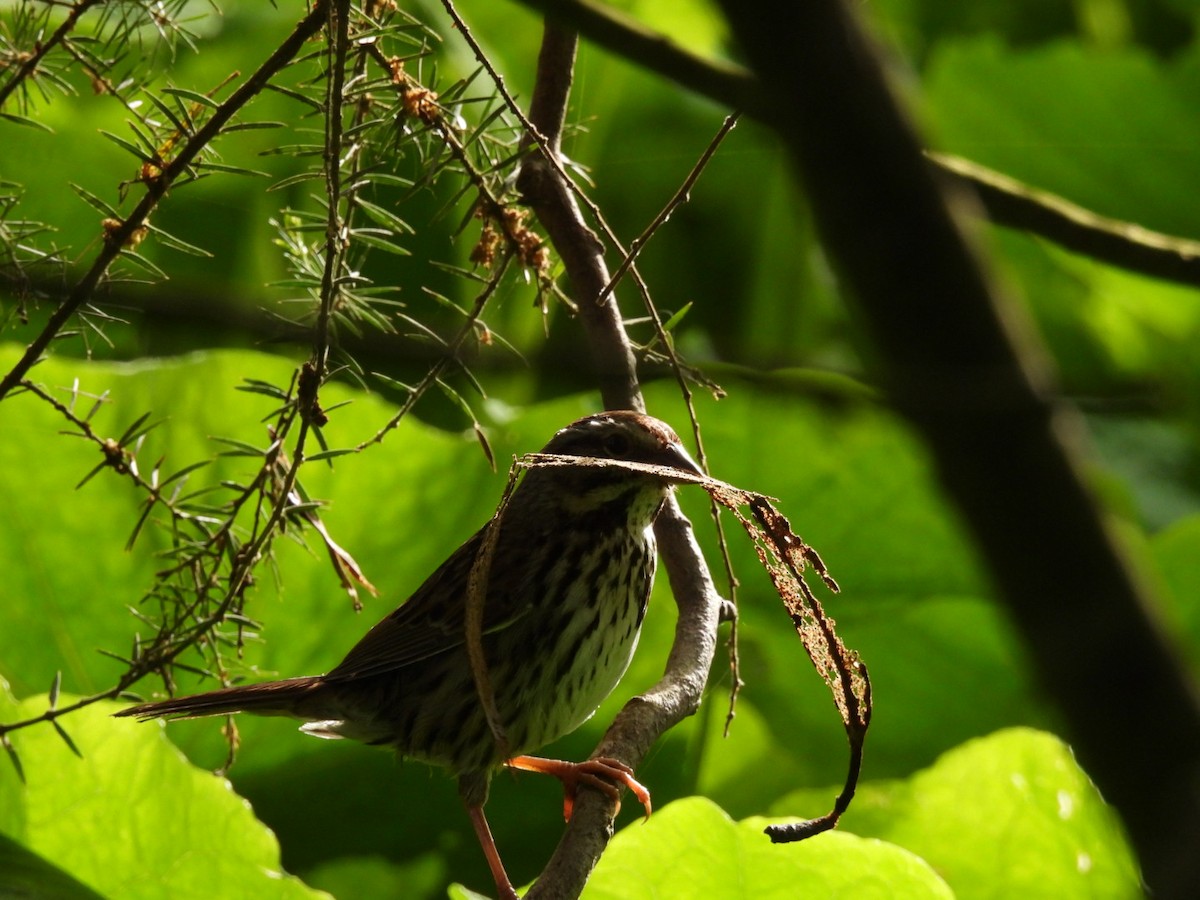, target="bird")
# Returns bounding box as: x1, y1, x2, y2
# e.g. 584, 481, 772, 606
116, 410, 703, 899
